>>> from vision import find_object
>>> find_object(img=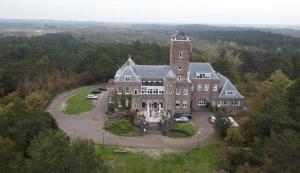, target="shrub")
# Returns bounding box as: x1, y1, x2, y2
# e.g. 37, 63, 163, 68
167, 123, 196, 138
105, 119, 133, 135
